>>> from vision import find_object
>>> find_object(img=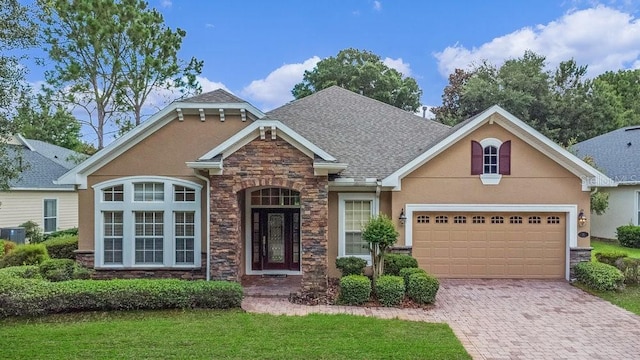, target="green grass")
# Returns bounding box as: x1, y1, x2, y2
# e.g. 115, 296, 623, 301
591, 239, 640, 260
0, 310, 470, 360
575, 284, 640, 316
